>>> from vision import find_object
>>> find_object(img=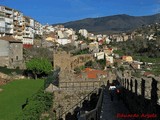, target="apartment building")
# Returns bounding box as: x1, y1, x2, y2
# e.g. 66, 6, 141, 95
13, 9, 23, 40
0, 5, 43, 47
34, 21, 43, 35
0, 6, 14, 37
22, 16, 35, 45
